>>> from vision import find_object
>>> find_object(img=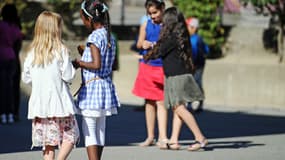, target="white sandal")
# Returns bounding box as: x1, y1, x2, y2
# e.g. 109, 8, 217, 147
156, 139, 169, 149
139, 138, 156, 147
